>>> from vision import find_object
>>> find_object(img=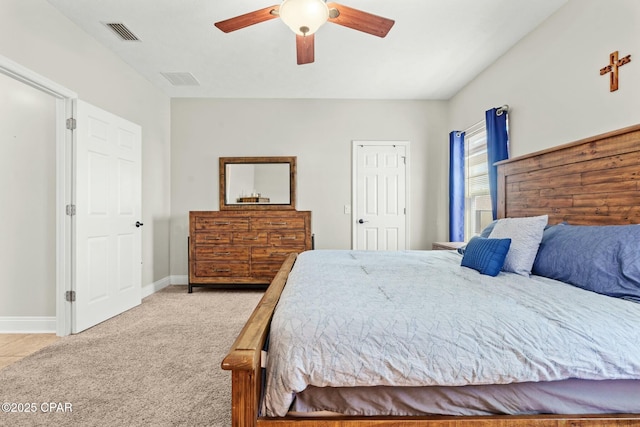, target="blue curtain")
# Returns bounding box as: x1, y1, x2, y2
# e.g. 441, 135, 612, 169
449, 131, 465, 242
485, 107, 509, 220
